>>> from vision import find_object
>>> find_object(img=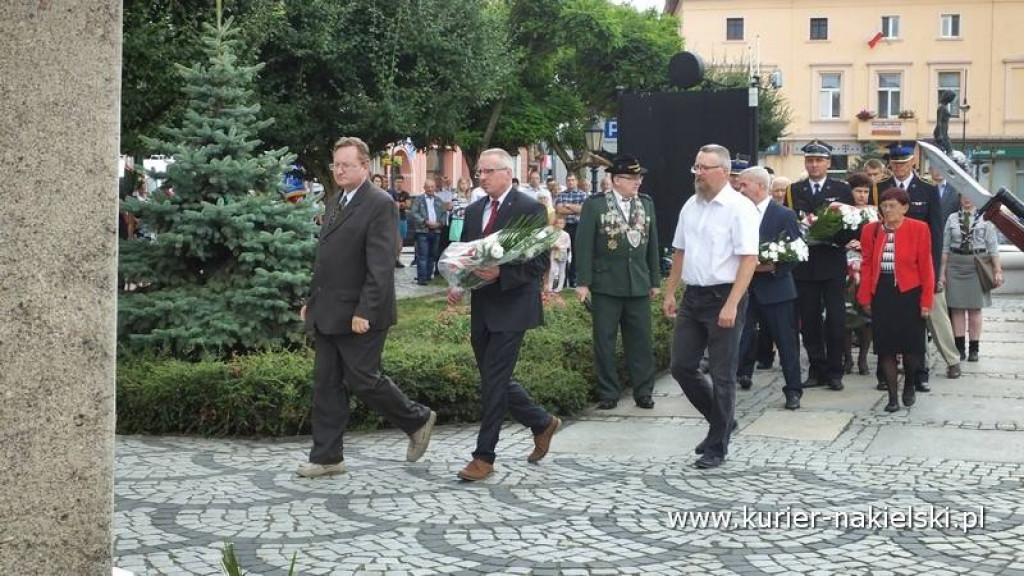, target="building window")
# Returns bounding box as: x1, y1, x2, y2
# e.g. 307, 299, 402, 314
941, 14, 960, 38
810, 18, 828, 40
881, 16, 900, 38
938, 71, 962, 118
877, 72, 902, 118
818, 73, 841, 119
726, 18, 744, 41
